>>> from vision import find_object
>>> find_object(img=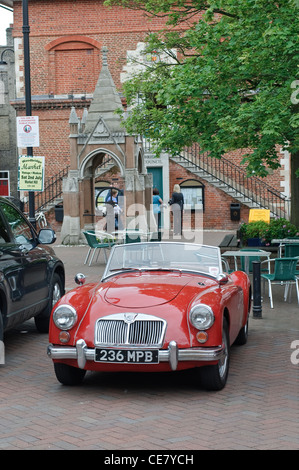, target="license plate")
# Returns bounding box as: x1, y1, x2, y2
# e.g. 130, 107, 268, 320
95, 348, 159, 364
